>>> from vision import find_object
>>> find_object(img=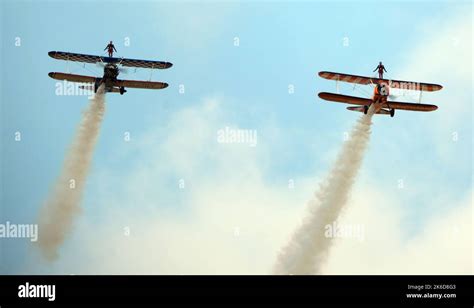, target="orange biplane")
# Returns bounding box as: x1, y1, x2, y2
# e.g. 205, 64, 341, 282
317, 71, 442, 117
